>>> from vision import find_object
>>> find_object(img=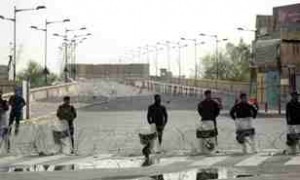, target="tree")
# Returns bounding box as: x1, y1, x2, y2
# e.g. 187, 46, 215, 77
201, 39, 251, 81
17, 60, 58, 88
